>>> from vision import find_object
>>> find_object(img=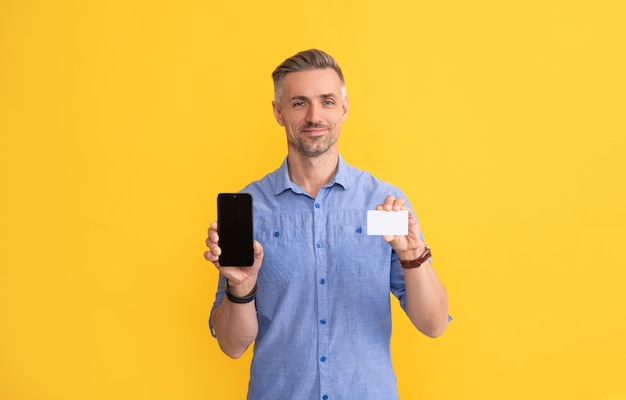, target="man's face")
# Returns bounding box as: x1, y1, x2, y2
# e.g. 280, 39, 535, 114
273, 68, 349, 158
